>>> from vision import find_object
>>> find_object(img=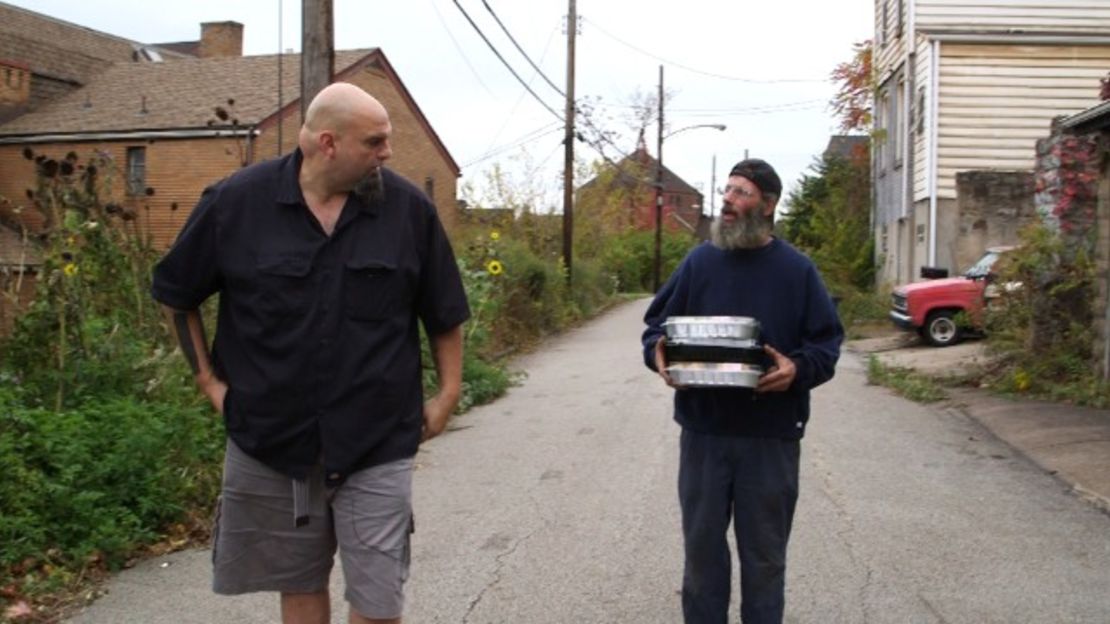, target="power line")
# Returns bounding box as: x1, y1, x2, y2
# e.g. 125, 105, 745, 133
674, 103, 825, 119
462, 122, 564, 168
589, 98, 828, 114
480, 0, 565, 97
583, 17, 824, 84
427, 0, 496, 97
452, 0, 564, 122
477, 24, 561, 163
